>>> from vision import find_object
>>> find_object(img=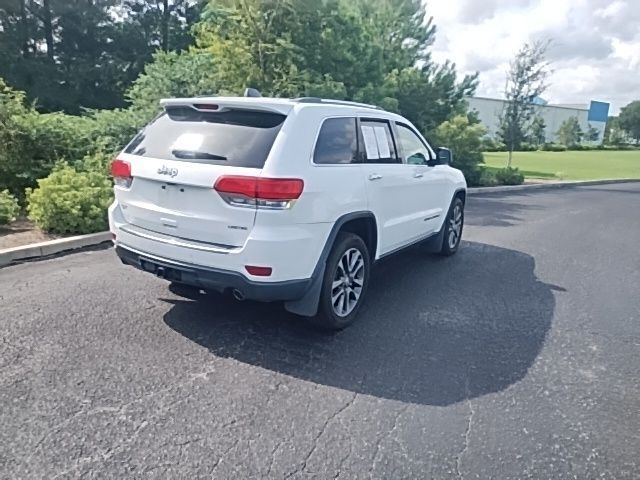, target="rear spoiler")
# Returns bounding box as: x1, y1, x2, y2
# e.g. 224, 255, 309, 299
160, 98, 293, 115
